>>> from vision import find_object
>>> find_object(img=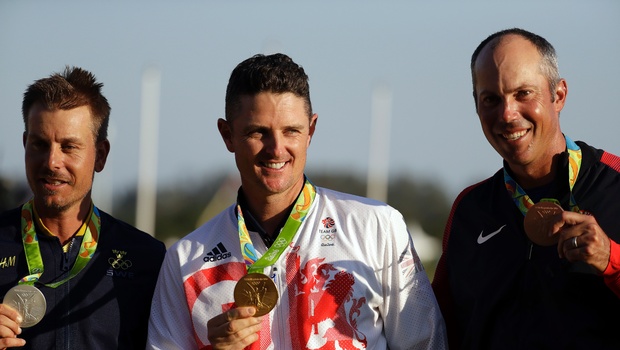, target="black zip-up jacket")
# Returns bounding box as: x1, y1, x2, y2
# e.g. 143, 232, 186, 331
433, 141, 620, 349
0, 207, 166, 349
